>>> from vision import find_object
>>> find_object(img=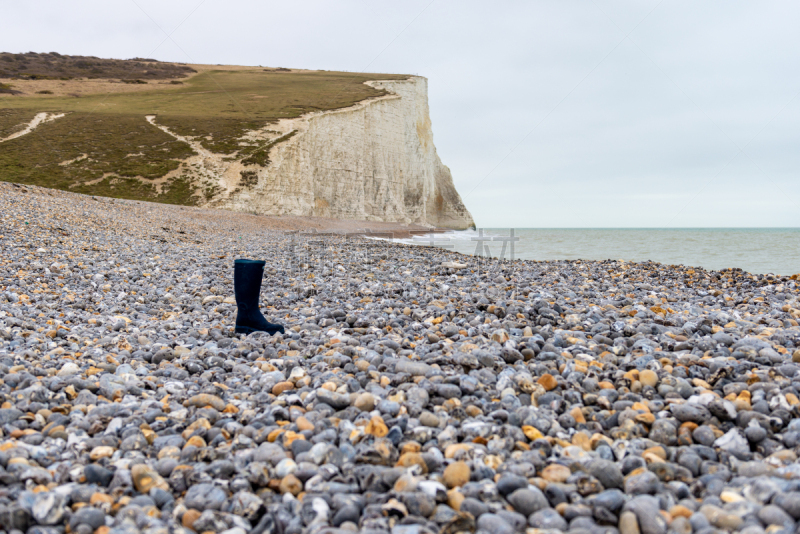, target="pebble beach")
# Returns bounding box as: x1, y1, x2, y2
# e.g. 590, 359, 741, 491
3, 181, 800, 534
